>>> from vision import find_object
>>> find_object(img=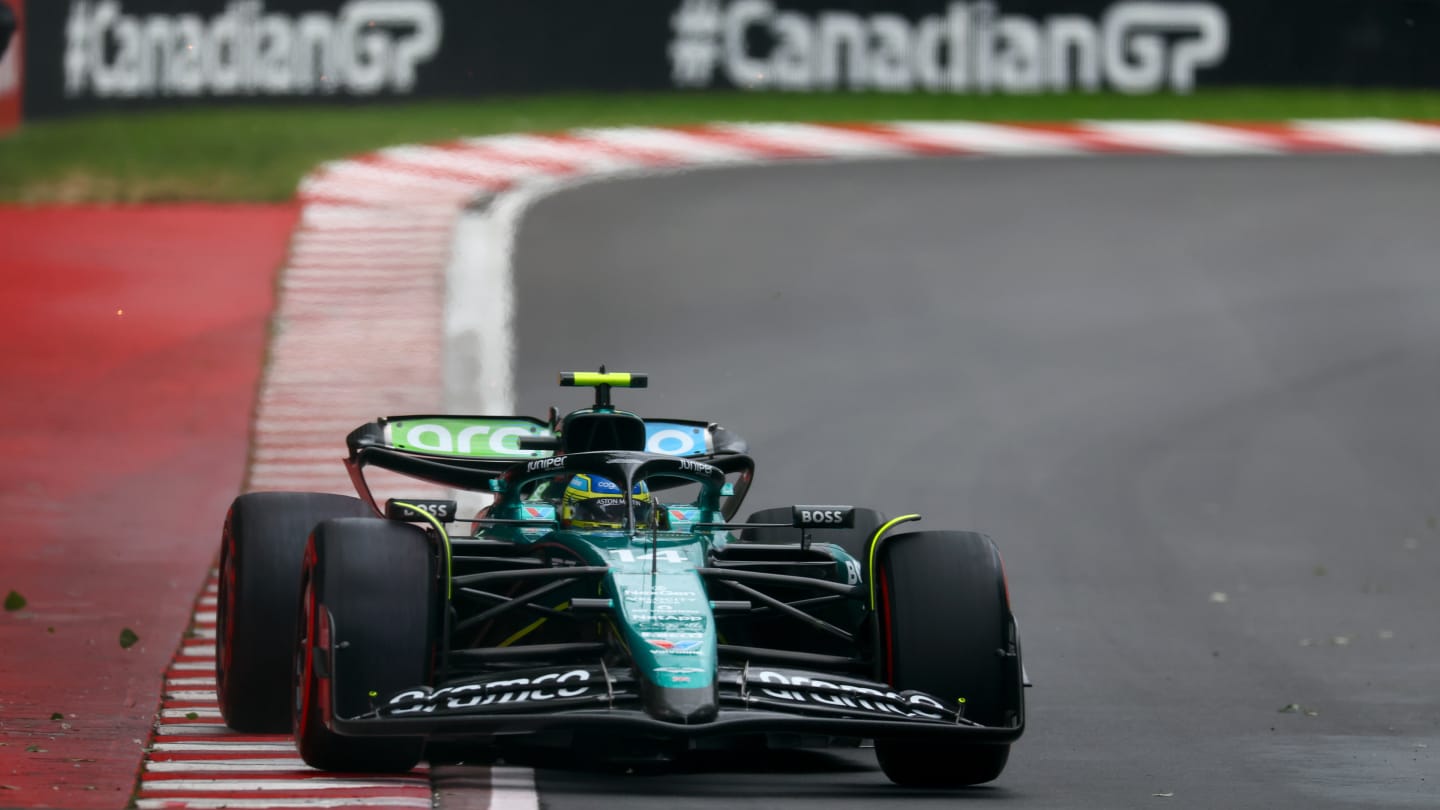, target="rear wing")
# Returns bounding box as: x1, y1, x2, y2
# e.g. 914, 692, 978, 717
347, 415, 746, 464
345, 414, 753, 517
641, 418, 748, 457
349, 416, 553, 462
